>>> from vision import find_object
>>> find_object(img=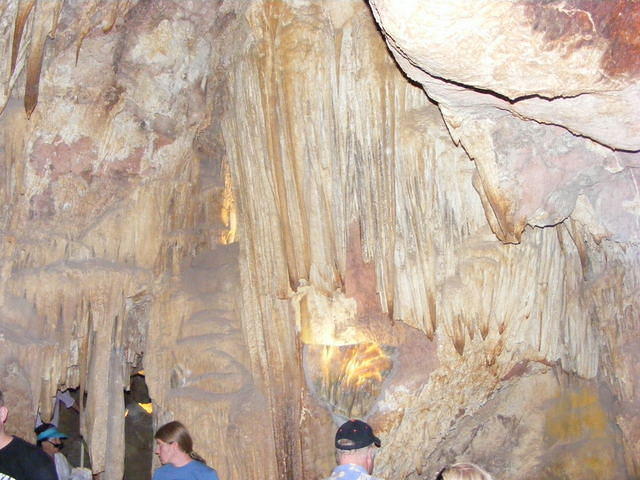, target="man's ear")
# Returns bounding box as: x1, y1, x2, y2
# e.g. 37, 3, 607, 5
365, 447, 375, 473
0, 406, 8, 424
